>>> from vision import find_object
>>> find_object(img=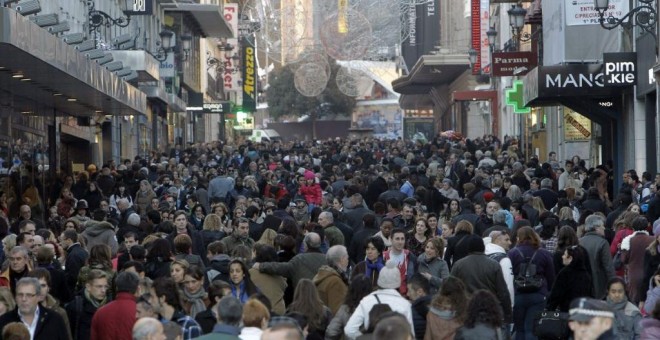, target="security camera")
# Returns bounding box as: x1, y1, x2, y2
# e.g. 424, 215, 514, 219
48, 21, 70, 34
74, 39, 96, 52
113, 33, 132, 45
105, 61, 123, 72
121, 70, 139, 82
115, 67, 132, 77
85, 49, 105, 60
95, 53, 114, 65
31, 13, 58, 27
16, 0, 41, 16
62, 32, 84, 44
